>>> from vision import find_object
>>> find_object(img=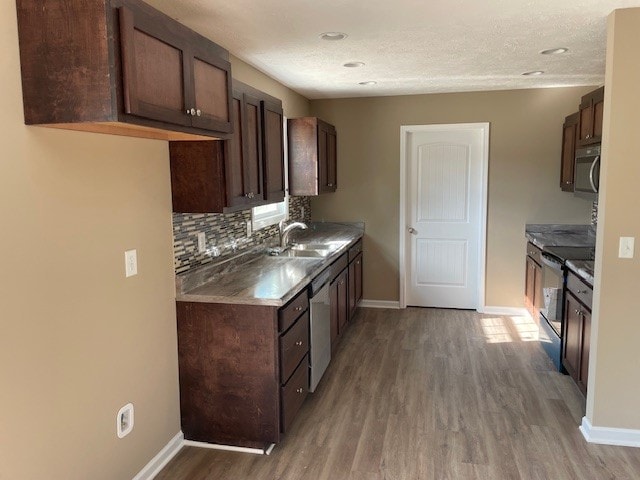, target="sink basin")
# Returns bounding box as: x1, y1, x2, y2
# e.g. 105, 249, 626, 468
265, 240, 349, 259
